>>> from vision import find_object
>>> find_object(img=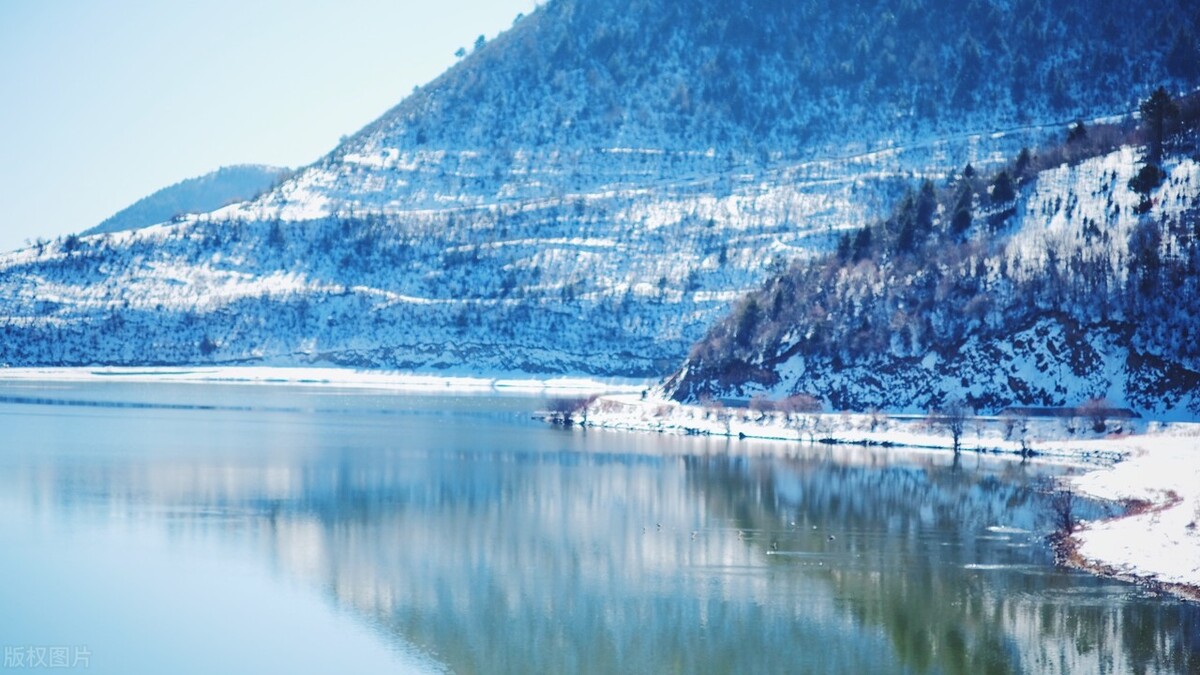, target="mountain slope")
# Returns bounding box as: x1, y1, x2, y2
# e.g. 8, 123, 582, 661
350, 0, 1199, 154
663, 101, 1200, 417
1, 0, 1198, 376
84, 165, 291, 236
